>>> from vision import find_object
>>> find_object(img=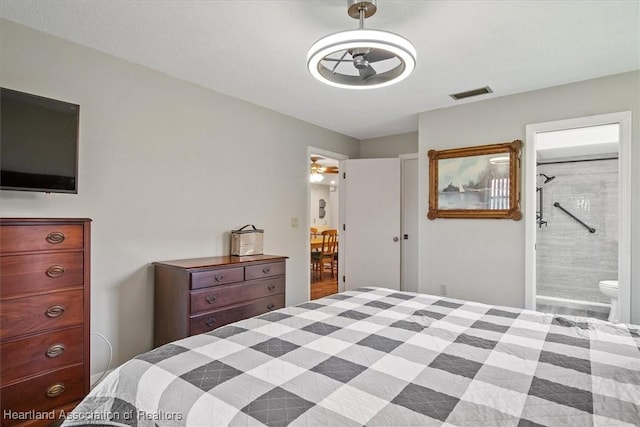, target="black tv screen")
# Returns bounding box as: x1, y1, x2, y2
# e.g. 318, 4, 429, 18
1, 88, 79, 193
